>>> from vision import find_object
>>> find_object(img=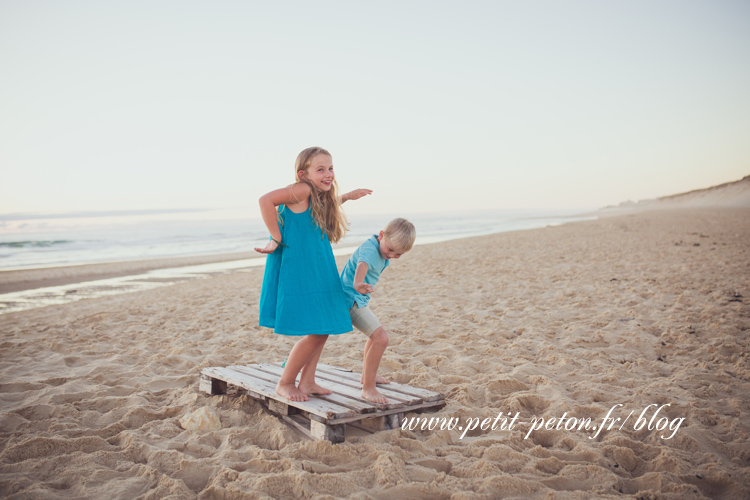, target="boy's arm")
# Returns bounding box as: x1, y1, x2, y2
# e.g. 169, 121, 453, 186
353, 262, 374, 294
340, 188, 373, 205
